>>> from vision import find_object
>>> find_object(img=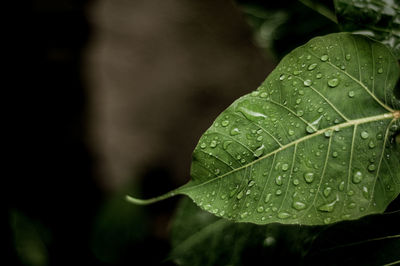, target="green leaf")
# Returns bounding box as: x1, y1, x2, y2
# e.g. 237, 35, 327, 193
127, 32, 400, 225
169, 198, 400, 265
334, 0, 400, 59
169, 198, 317, 266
